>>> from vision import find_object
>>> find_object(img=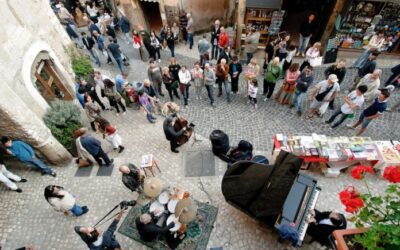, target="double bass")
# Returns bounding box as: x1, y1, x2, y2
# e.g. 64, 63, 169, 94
173, 114, 193, 145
